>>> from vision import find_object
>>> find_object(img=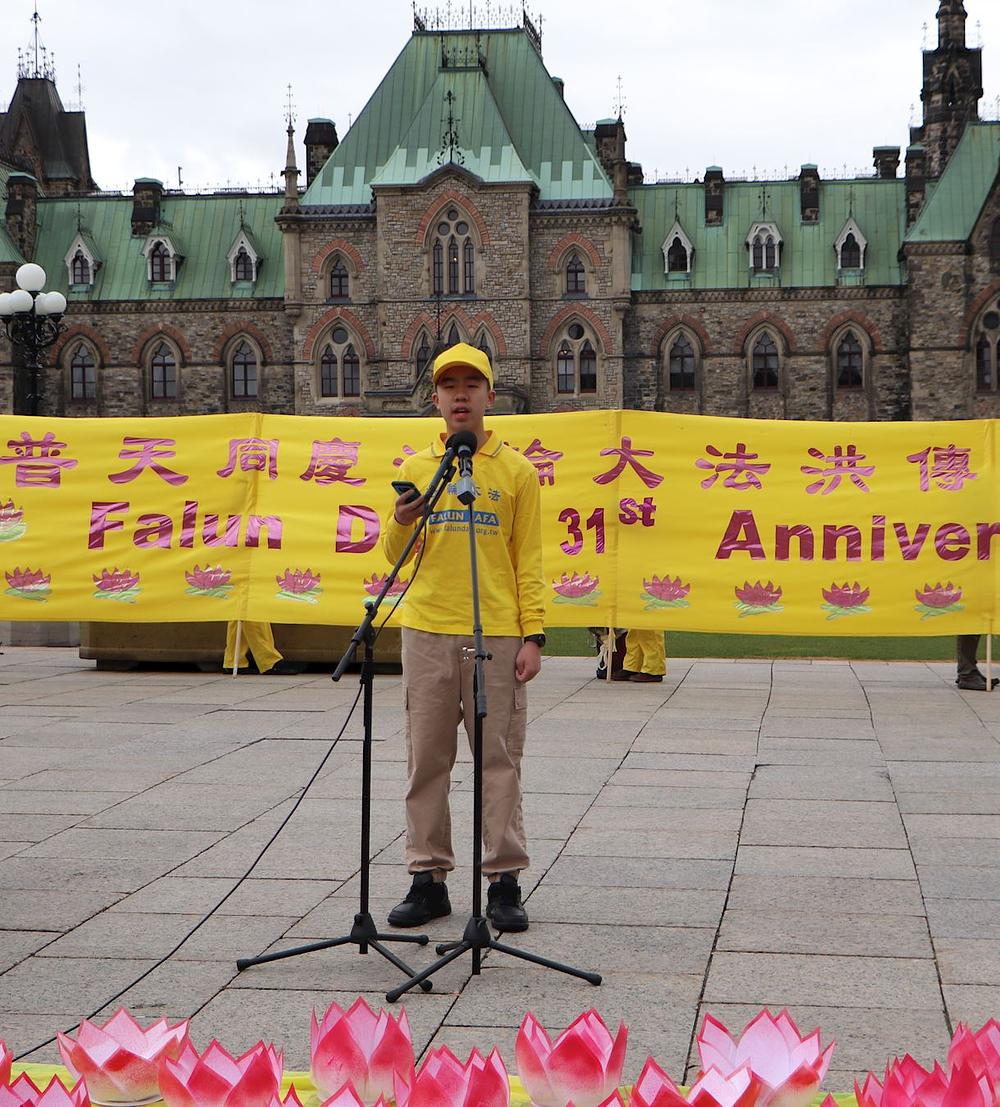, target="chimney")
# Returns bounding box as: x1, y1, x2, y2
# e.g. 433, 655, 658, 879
704, 166, 725, 226
873, 146, 901, 179
799, 164, 820, 224
131, 178, 163, 236
905, 144, 927, 225
551, 76, 565, 99
303, 118, 338, 187
594, 117, 629, 203
5, 172, 39, 259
